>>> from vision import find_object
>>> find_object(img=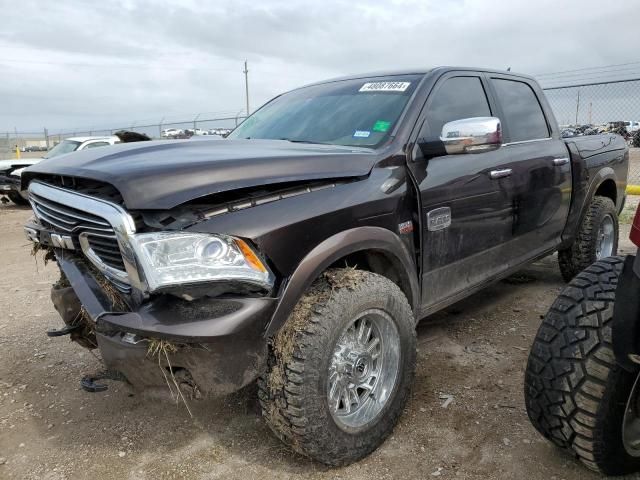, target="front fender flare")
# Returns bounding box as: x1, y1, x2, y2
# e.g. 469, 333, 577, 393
264, 226, 419, 337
